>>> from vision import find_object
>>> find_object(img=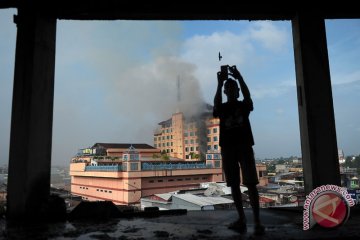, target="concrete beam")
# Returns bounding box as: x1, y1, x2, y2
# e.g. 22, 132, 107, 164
7, 10, 57, 221
292, 14, 340, 194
